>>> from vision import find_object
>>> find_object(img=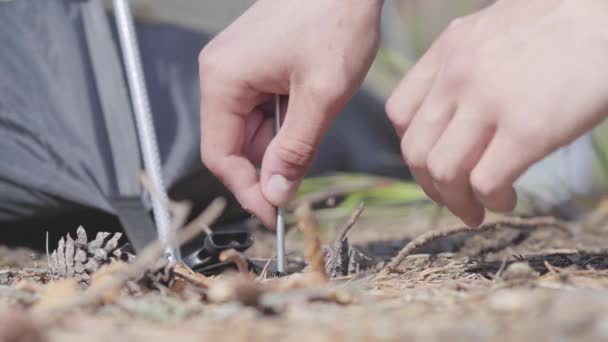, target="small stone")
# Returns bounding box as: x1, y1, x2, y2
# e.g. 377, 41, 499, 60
501, 262, 539, 281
